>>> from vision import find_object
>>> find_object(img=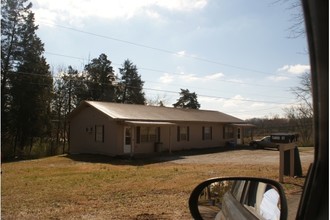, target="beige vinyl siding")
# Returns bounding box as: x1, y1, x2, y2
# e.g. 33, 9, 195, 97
70, 107, 120, 156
